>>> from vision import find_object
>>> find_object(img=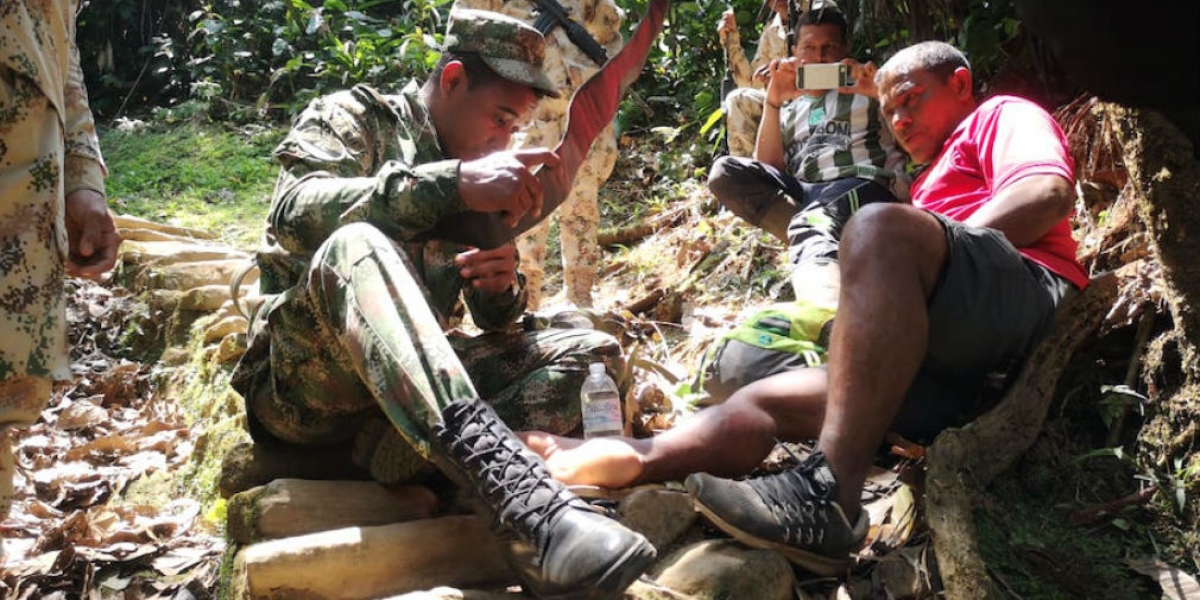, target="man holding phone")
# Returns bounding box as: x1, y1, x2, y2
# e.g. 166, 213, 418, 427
708, 1, 907, 312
